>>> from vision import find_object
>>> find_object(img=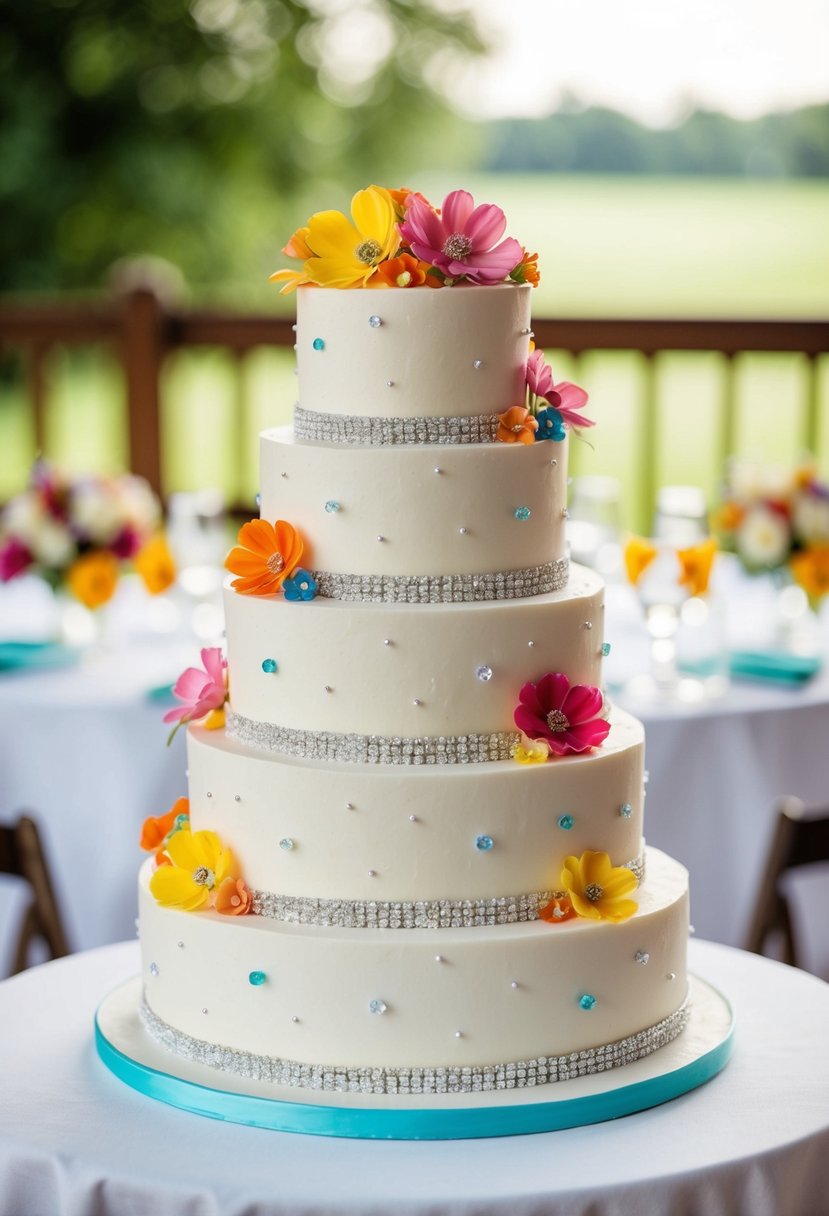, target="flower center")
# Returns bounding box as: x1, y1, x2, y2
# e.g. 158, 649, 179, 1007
584, 883, 604, 902
355, 239, 382, 265
266, 551, 285, 574
442, 232, 473, 261
511, 423, 525, 434
396, 270, 412, 287
192, 866, 215, 889
546, 709, 569, 732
